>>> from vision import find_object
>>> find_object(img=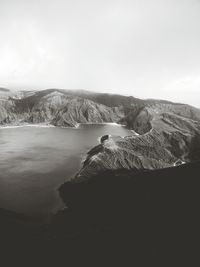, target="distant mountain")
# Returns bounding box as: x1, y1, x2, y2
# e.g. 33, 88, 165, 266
0, 89, 126, 126
0, 88, 153, 126
13, 90, 124, 126
1, 88, 199, 126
